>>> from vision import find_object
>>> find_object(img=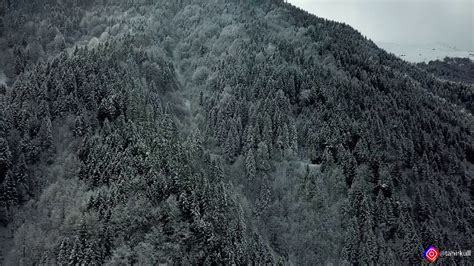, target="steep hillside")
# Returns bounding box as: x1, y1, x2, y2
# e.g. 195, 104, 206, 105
418, 57, 474, 84
0, 0, 472, 264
